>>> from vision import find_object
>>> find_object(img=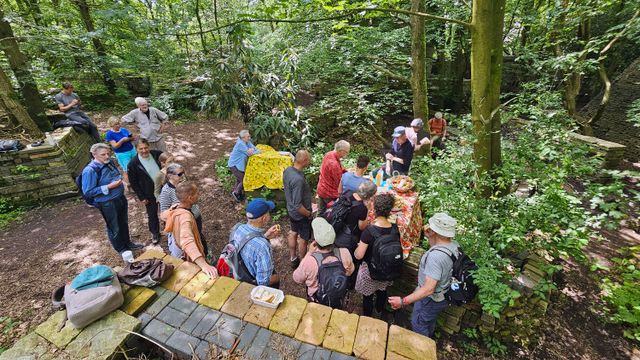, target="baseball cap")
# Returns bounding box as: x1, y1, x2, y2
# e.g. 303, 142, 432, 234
428, 212, 457, 238
312, 217, 336, 247
246, 198, 275, 219
392, 126, 406, 138
411, 118, 424, 127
